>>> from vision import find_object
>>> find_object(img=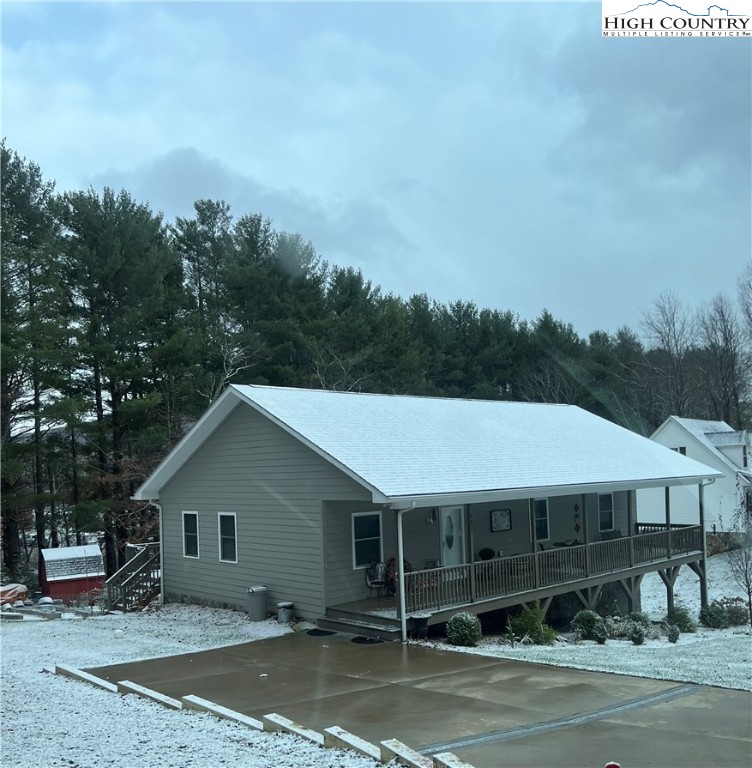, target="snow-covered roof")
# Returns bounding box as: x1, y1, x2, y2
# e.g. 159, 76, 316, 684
134, 385, 721, 506
41, 545, 101, 562
659, 417, 751, 483
40, 545, 105, 582
706, 430, 748, 447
